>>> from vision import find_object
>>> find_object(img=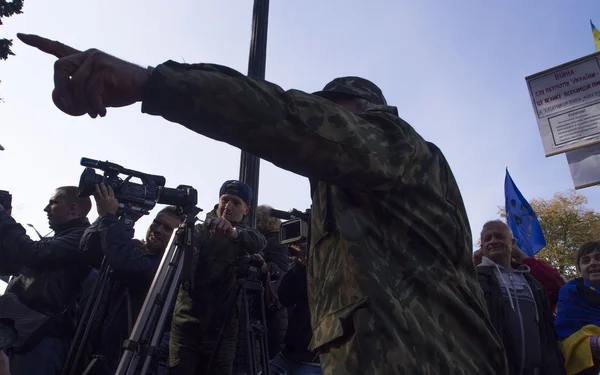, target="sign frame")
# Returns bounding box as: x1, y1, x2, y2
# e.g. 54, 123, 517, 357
526, 51, 600, 156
